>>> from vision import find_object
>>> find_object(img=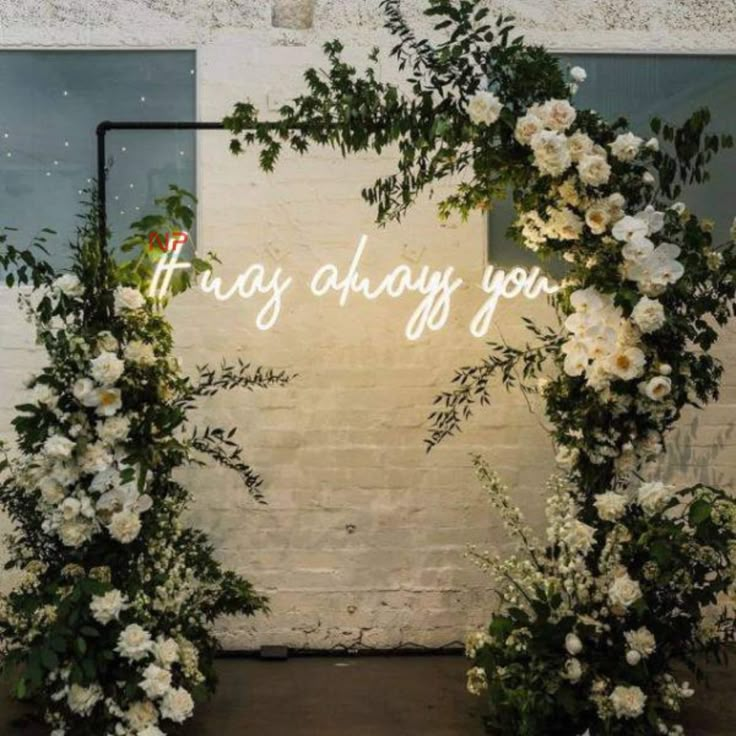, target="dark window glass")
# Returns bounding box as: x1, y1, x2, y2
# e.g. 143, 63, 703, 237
0, 51, 196, 266
488, 54, 736, 267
